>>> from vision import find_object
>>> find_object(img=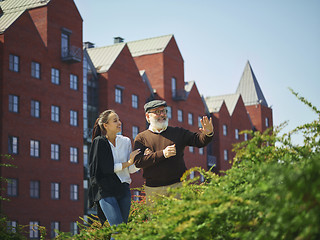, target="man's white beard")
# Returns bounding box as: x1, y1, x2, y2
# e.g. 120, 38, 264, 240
149, 115, 168, 130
